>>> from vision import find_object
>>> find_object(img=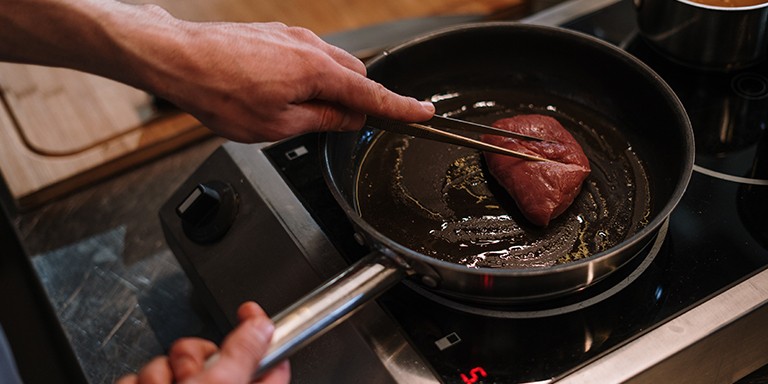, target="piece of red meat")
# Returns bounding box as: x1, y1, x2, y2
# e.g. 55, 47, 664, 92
481, 114, 590, 226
